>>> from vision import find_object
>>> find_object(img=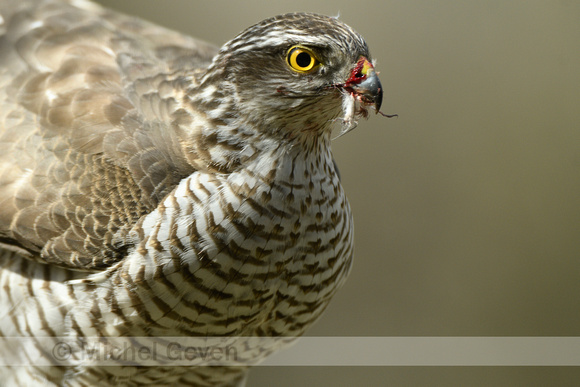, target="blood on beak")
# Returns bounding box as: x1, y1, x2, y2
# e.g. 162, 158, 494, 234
342, 57, 383, 113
